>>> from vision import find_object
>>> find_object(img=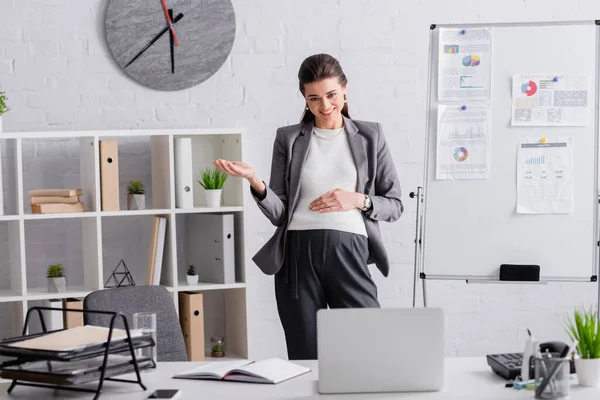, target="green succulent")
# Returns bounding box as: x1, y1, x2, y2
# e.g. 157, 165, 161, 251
197, 168, 228, 190
563, 306, 600, 359
187, 265, 196, 276
127, 180, 145, 195
47, 264, 65, 278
